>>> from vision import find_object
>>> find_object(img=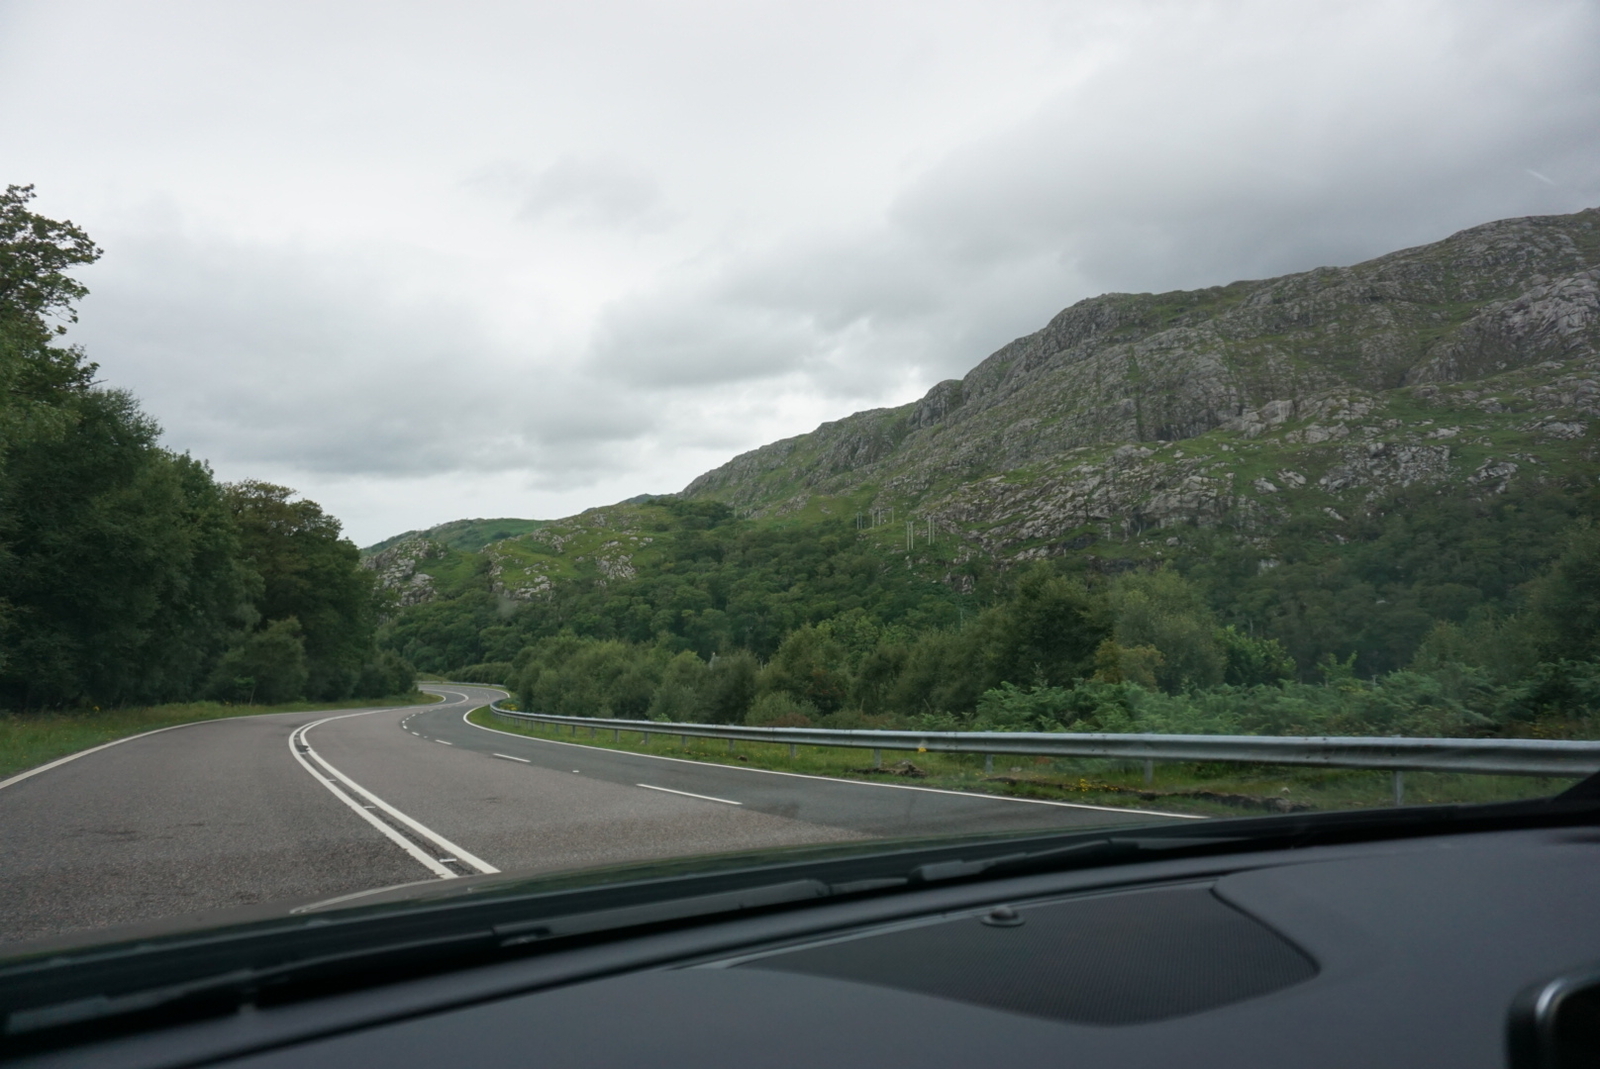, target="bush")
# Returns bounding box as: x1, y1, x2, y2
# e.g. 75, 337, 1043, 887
207, 618, 309, 704
746, 691, 818, 727
356, 651, 416, 697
